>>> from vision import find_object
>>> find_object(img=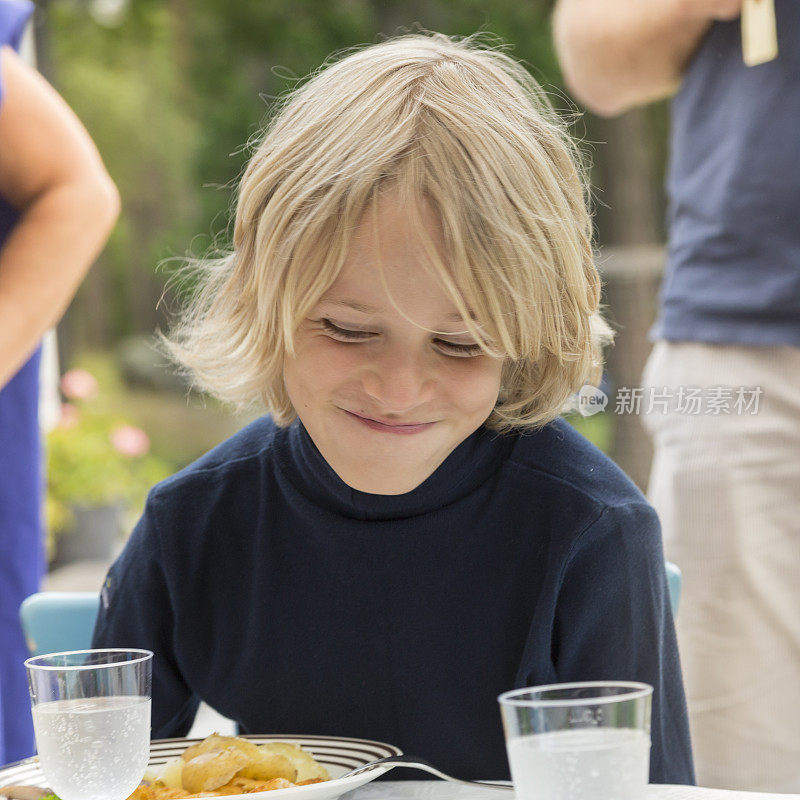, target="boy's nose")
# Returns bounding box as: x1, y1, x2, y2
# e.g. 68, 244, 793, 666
360, 349, 436, 414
